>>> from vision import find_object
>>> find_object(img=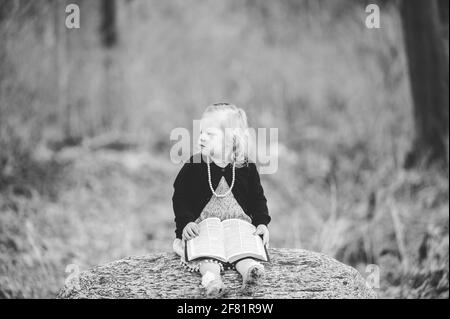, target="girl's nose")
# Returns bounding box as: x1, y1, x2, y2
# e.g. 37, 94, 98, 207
199, 132, 208, 142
